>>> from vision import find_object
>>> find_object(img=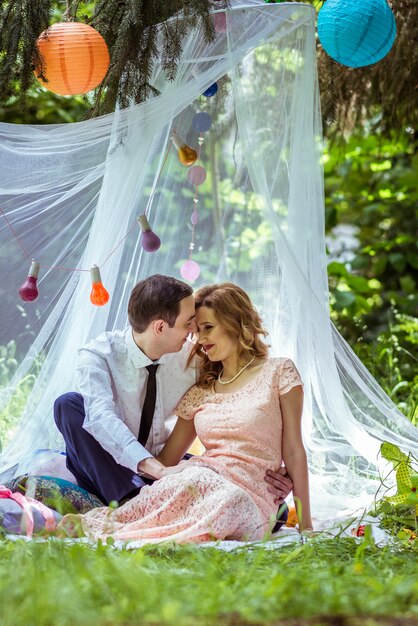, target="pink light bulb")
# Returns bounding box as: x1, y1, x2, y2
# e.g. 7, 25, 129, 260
187, 166, 207, 186
19, 260, 40, 302
138, 215, 161, 252
180, 259, 201, 282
